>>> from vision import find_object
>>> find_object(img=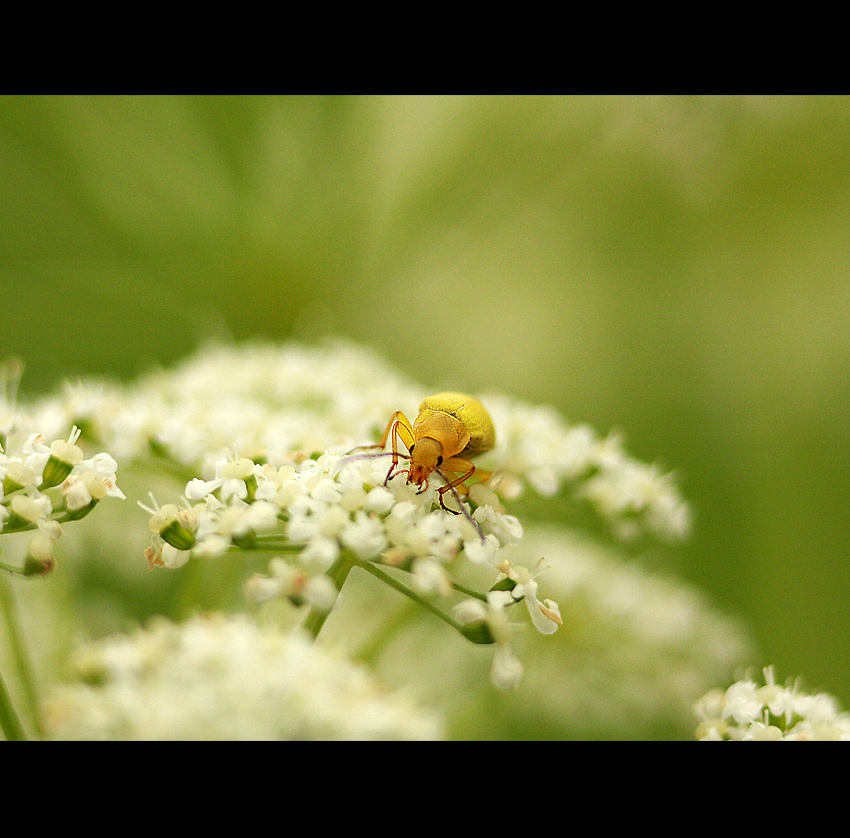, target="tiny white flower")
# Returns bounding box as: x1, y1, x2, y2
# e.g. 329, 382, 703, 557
303, 574, 339, 610
454, 598, 488, 625
159, 542, 192, 569
490, 643, 524, 690
744, 721, 784, 741
299, 535, 340, 572
3, 459, 37, 490
235, 500, 279, 536
11, 490, 52, 523
722, 679, 763, 725
310, 474, 344, 505
340, 511, 388, 559
363, 485, 396, 515
185, 477, 223, 501
411, 558, 453, 597
473, 504, 523, 544
244, 572, 285, 603
49, 426, 84, 463
463, 533, 500, 565
192, 534, 231, 559
496, 559, 562, 635
59, 473, 93, 511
